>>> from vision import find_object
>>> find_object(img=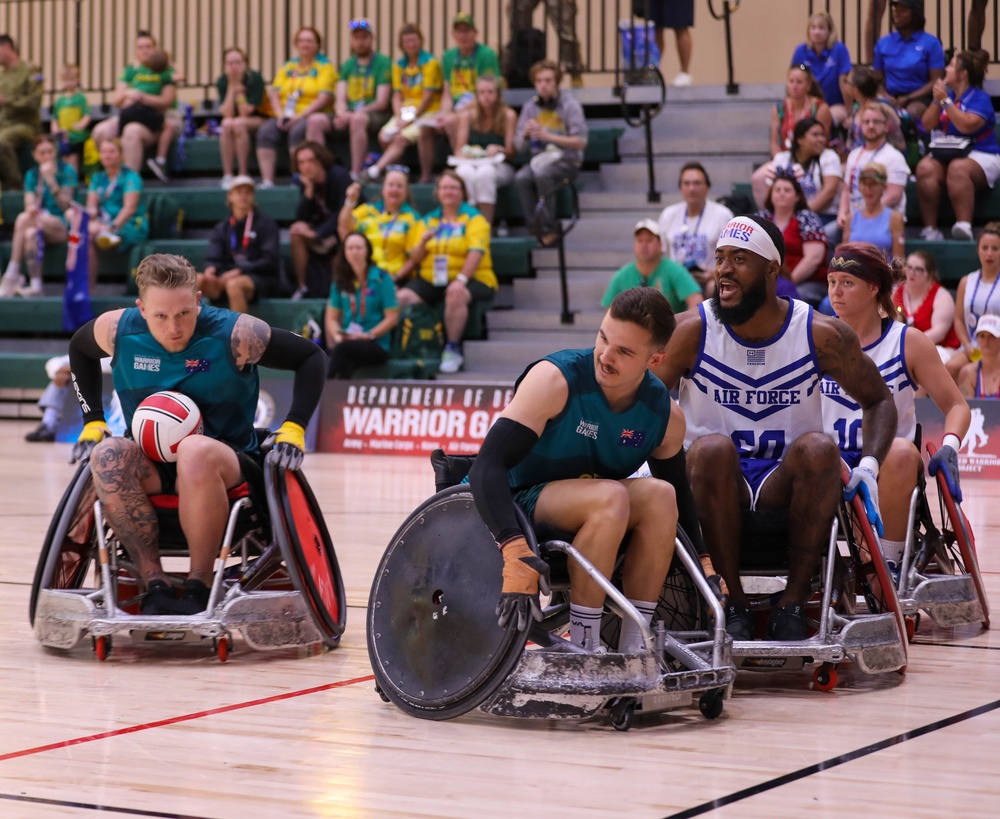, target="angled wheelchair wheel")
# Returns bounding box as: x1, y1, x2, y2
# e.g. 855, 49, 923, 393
29, 461, 100, 626
367, 486, 531, 721
927, 444, 990, 629
266, 462, 346, 647
841, 491, 908, 667
600, 524, 703, 652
